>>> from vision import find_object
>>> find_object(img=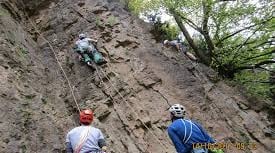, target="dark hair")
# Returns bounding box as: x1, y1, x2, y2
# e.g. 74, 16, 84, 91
80, 122, 90, 126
